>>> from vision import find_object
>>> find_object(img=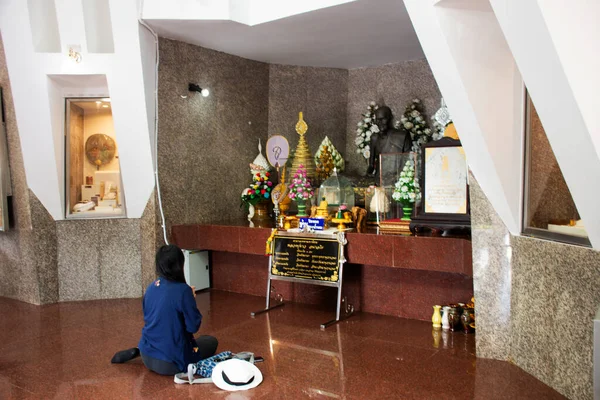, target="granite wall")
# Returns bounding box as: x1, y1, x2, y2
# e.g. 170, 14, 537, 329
53, 192, 155, 302
56, 218, 141, 301
157, 38, 270, 229
0, 33, 47, 304
471, 174, 600, 400
28, 192, 59, 304
346, 59, 441, 175
470, 174, 513, 361
267, 64, 348, 165
157, 39, 441, 228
